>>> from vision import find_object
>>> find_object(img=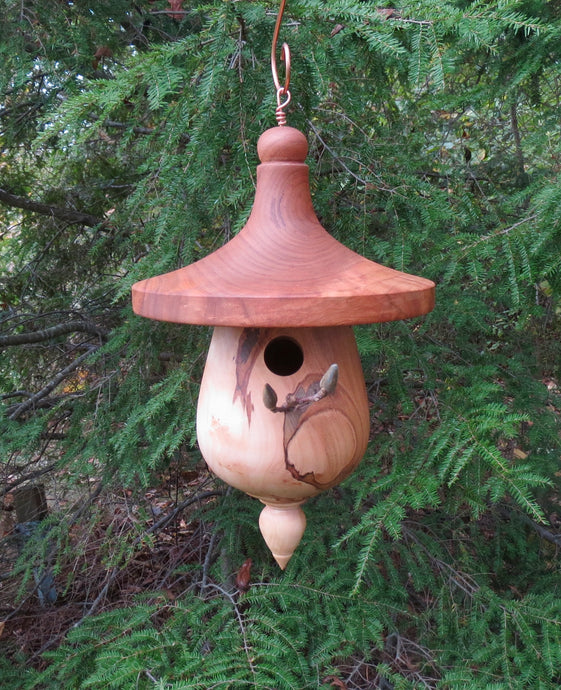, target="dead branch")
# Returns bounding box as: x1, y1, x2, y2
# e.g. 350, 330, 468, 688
0, 187, 103, 227
0, 320, 107, 347
8, 346, 99, 420
4, 394, 80, 417
0, 462, 58, 499
143, 489, 224, 537
1, 390, 32, 400
67, 488, 224, 630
